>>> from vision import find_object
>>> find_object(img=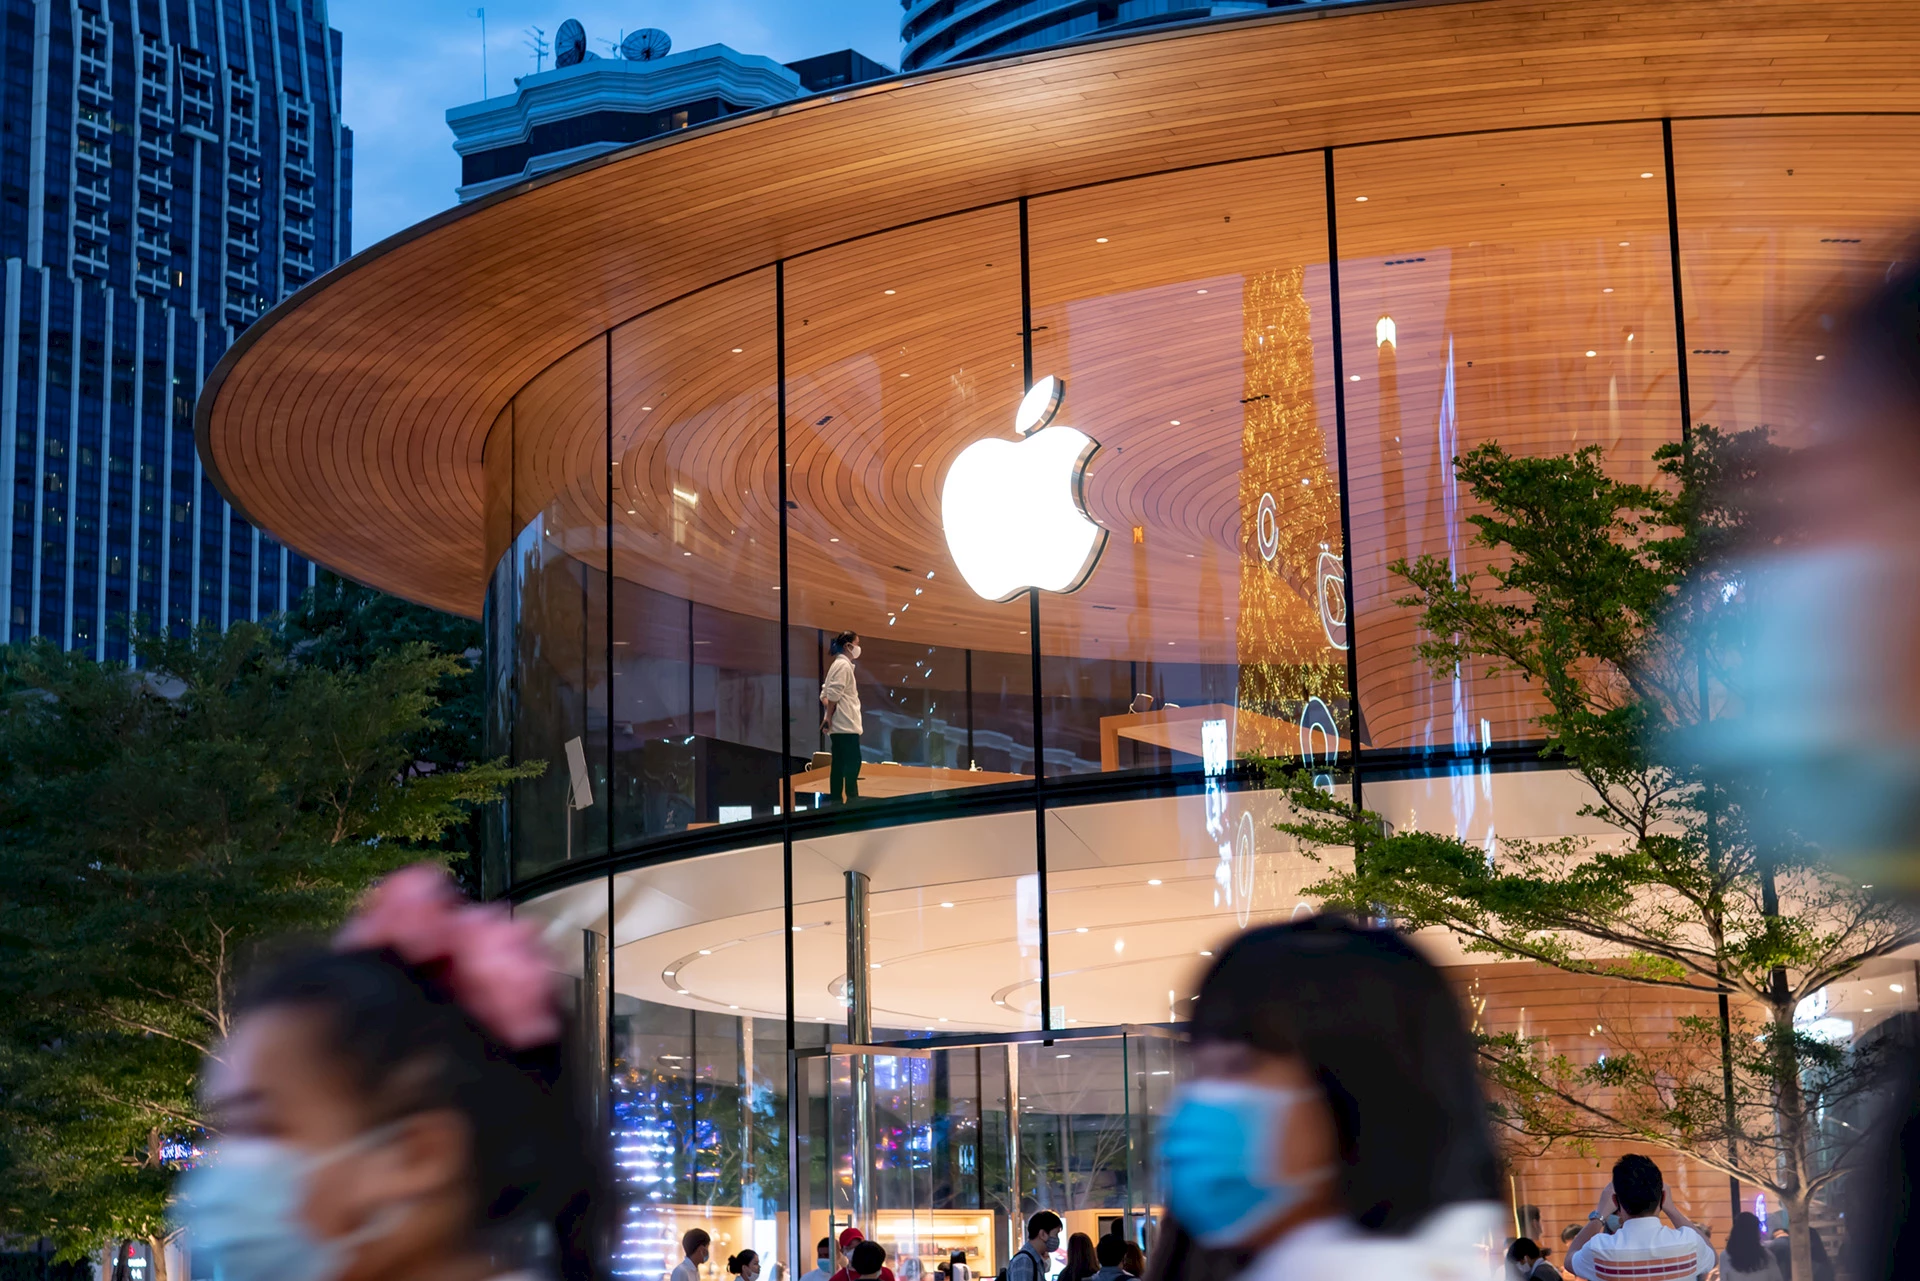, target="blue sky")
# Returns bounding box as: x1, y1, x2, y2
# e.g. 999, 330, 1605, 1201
326, 1, 901, 249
